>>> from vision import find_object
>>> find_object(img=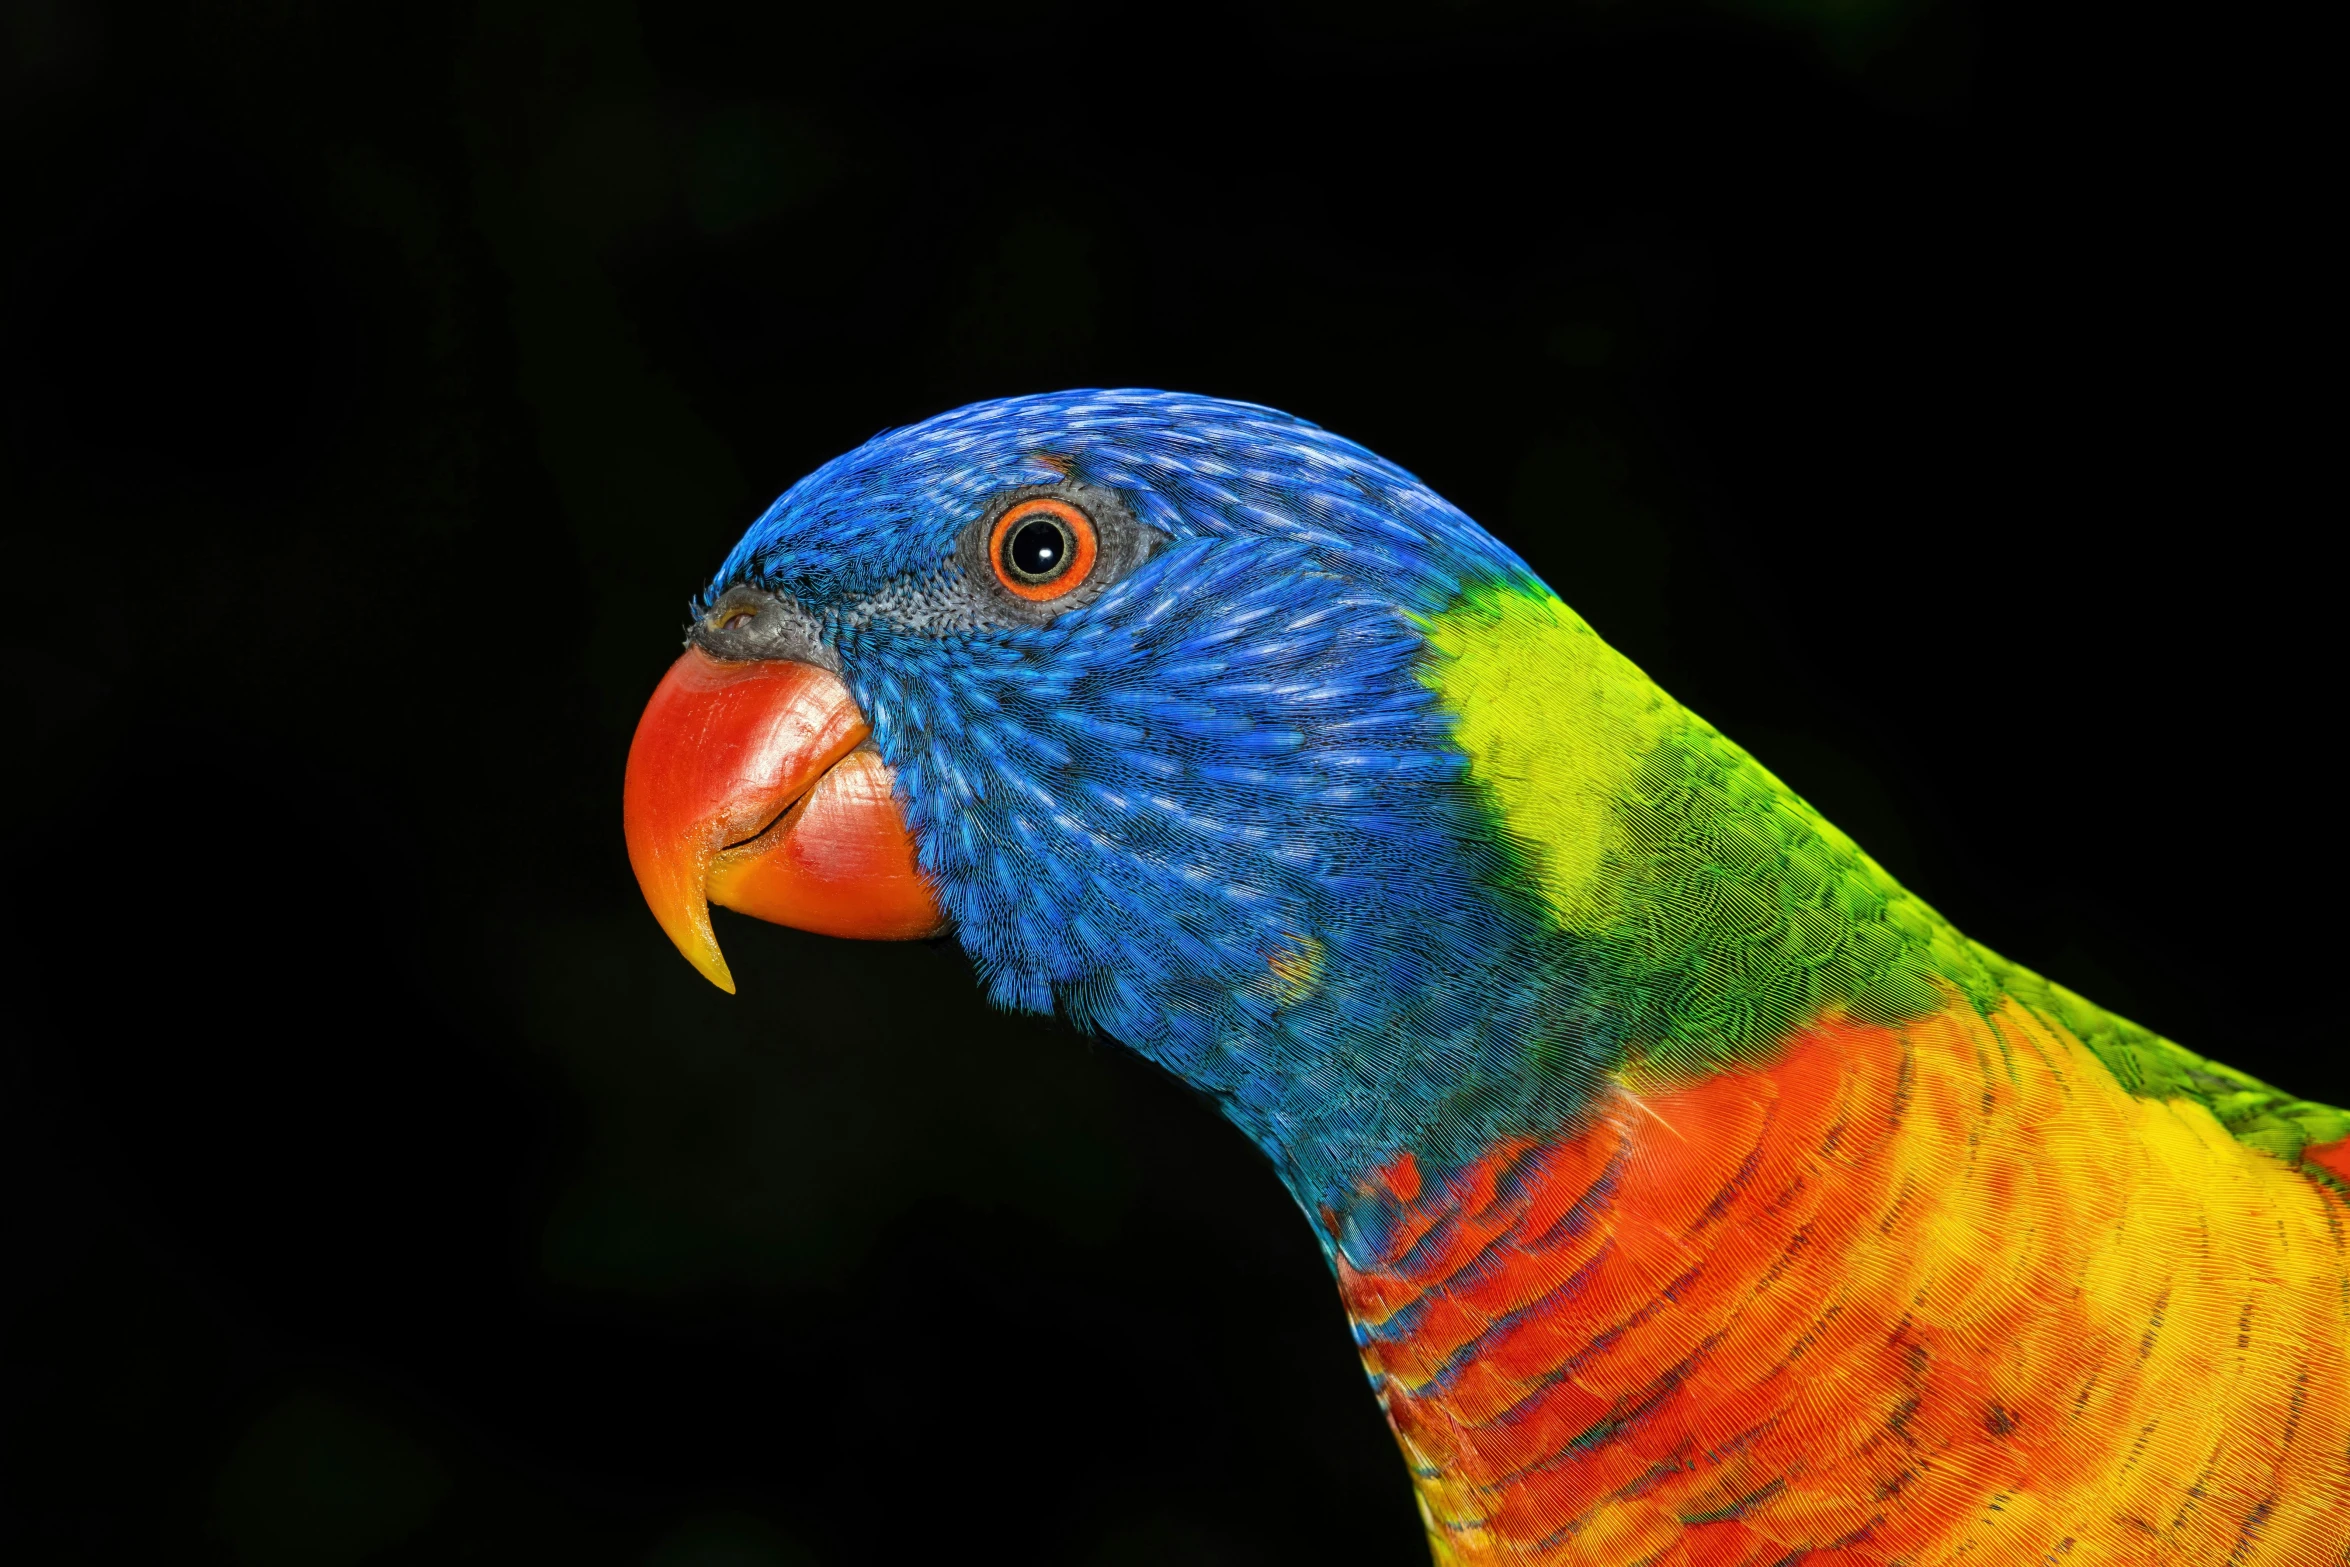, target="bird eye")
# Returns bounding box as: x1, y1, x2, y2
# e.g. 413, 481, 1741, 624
1010, 518, 1064, 576
989, 497, 1098, 601
718, 610, 756, 631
